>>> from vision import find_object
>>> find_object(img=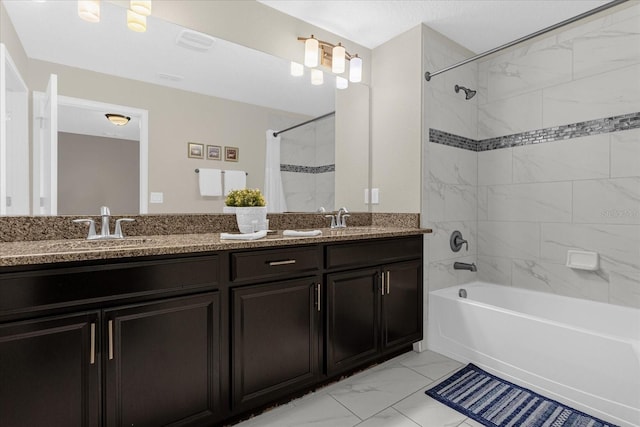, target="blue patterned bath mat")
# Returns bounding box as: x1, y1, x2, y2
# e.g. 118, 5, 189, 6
425, 363, 619, 427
